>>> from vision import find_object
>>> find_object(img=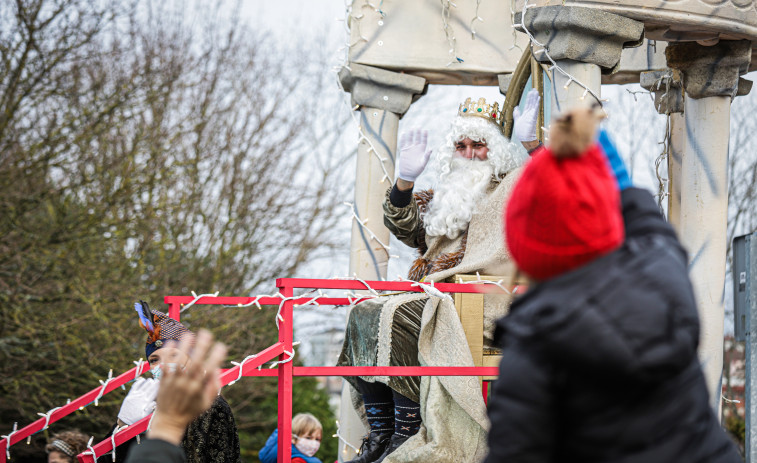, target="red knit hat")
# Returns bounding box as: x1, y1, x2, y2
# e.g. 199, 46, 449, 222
505, 143, 624, 280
